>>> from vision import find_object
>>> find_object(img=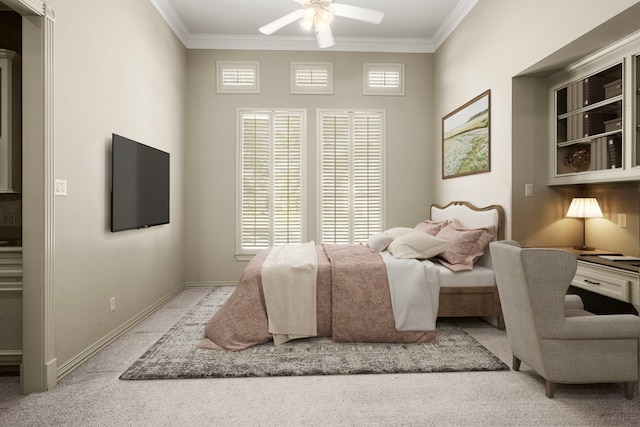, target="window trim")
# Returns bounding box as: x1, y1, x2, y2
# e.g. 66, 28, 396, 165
235, 108, 307, 259
217, 61, 260, 94
290, 62, 333, 94
363, 63, 405, 96
316, 109, 387, 244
